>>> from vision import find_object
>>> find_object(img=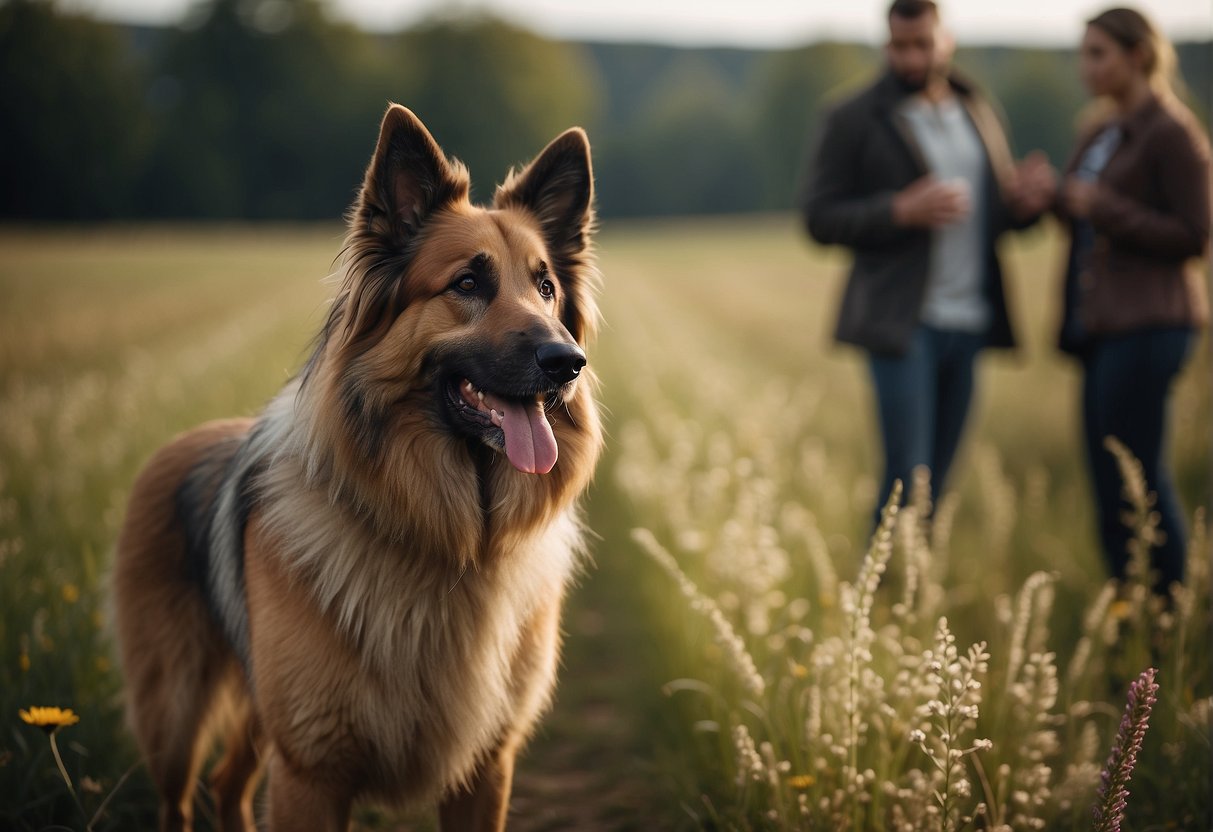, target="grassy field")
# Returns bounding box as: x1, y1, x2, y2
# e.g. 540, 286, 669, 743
0, 218, 1209, 830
